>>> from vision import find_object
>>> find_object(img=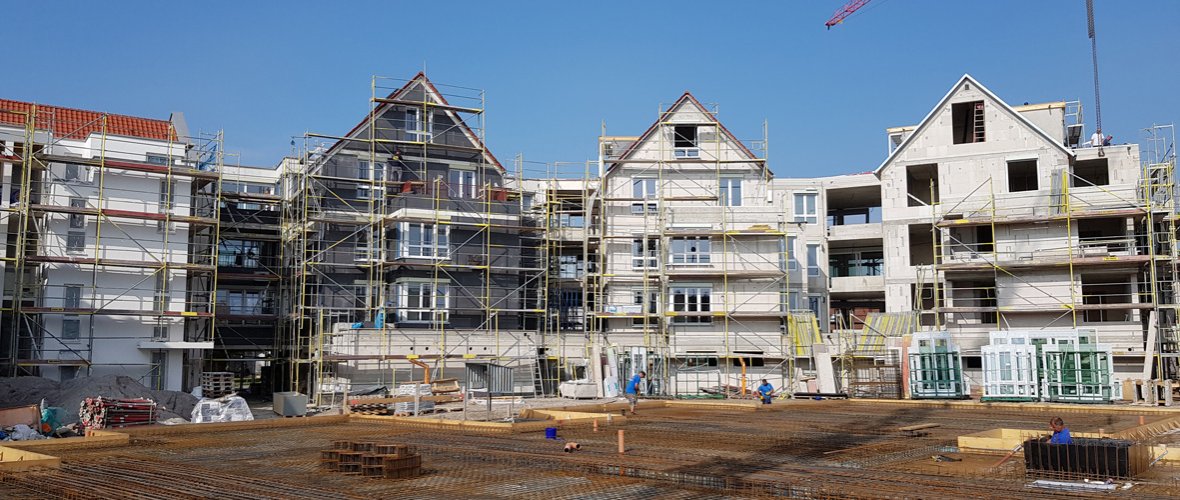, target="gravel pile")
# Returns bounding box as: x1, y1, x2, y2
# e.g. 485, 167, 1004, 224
0, 375, 197, 423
